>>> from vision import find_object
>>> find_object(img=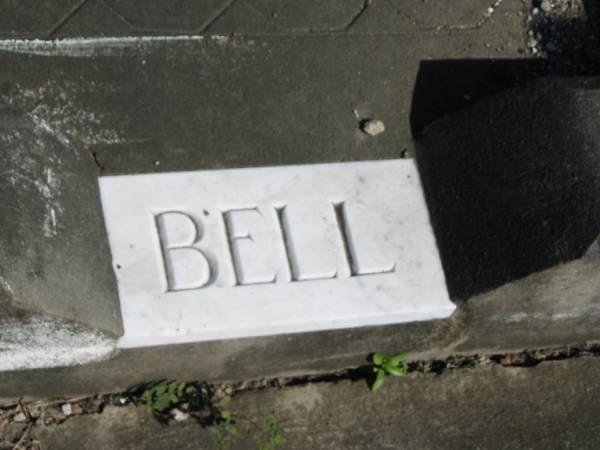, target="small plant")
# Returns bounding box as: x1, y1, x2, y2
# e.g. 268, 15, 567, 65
370, 352, 408, 392
253, 410, 285, 450
212, 401, 284, 450
532, 350, 545, 362
141, 381, 186, 414
422, 361, 433, 373
213, 409, 240, 450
